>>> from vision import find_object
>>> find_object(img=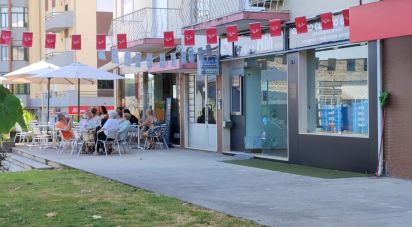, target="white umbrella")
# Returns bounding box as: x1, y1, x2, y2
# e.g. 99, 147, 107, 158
3, 61, 59, 83
31, 63, 125, 120
0, 76, 6, 81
